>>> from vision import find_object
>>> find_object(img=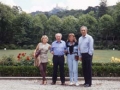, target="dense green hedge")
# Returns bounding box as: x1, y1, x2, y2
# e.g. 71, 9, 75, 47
0, 44, 120, 50
0, 44, 36, 50
0, 65, 120, 77
92, 63, 120, 67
